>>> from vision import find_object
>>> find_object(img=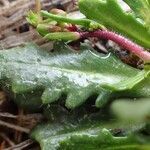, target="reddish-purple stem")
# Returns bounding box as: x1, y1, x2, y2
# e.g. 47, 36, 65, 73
80, 30, 150, 63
